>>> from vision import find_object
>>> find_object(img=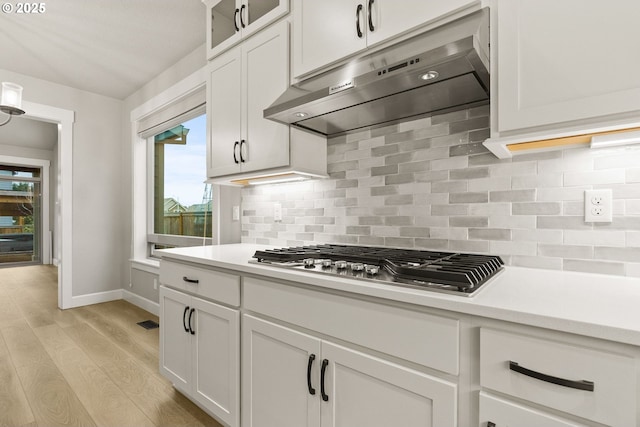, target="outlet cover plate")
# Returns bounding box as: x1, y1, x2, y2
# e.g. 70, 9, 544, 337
584, 189, 612, 222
